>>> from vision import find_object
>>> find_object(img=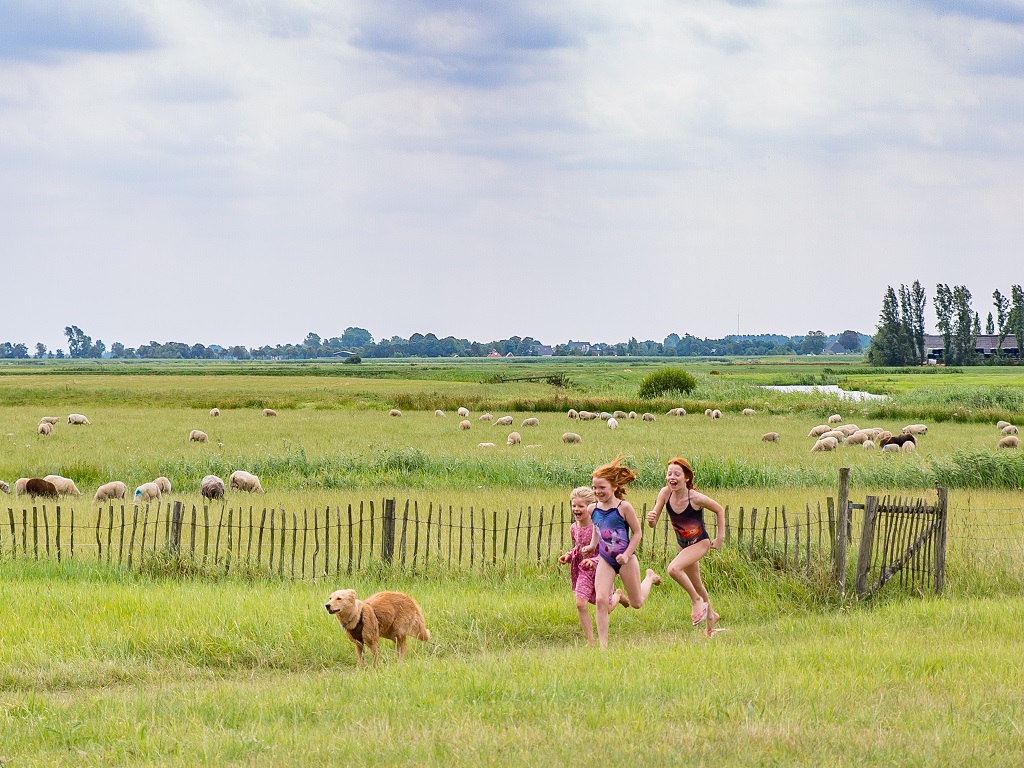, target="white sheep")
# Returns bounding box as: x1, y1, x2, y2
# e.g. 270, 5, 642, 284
14, 478, 29, 495
998, 435, 1019, 449
229, 470, 264, 493
189, 429, 209, 443
628, 411, 637, 419
743, 408, 756, 416
902, 424, 928, 436
822, 430, 846, 442
996, 420, 1011, 430
613, 411, 627, 419
642, 413, 655, 422
263, 408, 278, 417
827, 414, 842, 424
881, 443, 901, 453
835, 425, 860, 436
577, 411, 598, 421
457, 407, 470, 418
0, 480, 9, 494
562, 432, 582, 444
435, 410, 446, 418
710, 409, 722, 419
1002, 425, 1019, 436
567, 409, 579, 419
479, 413, 493, 421
495, 416, 514, 426
93, 481, 127, 503
43, 475, 81, 496
506, 432, 521, 446
210, 408, 221, 417
459, 420, 471, 431
521, 418, 539, 427
607, 418, 619, 430
389, 409, 402, 417
808, 425, 831, 438
667, 408, 686, 416
901, 441, 916, 453
477, 442, 496, 448
761, 432, 780, 442
68, 413, 91, 425
599, 412, 612, 420
705, 409, 712, 416
134, 482, 161, 502
39, 416, 60, 425
201, 475, 226, 499
810, 436, 838, 452
154, 476, 172, 494
37, 422, 52, 436
846, 431, 872, 445
862, 440, 876, 451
